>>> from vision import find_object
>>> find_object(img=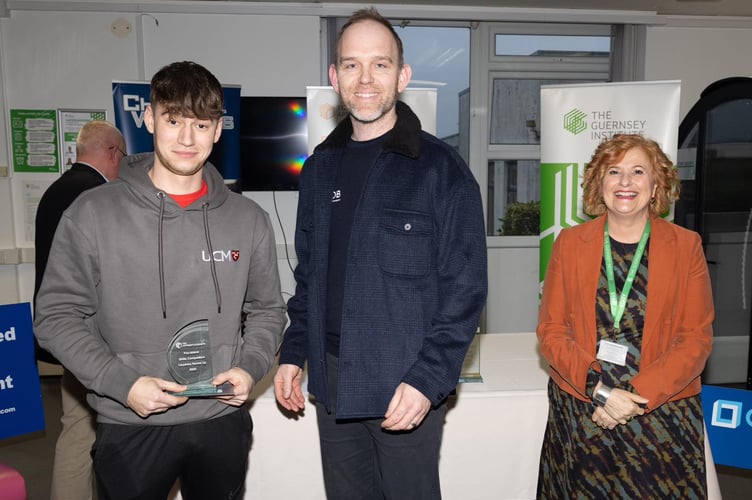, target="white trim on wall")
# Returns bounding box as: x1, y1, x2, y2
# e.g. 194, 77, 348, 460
5, 1, 665, 24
